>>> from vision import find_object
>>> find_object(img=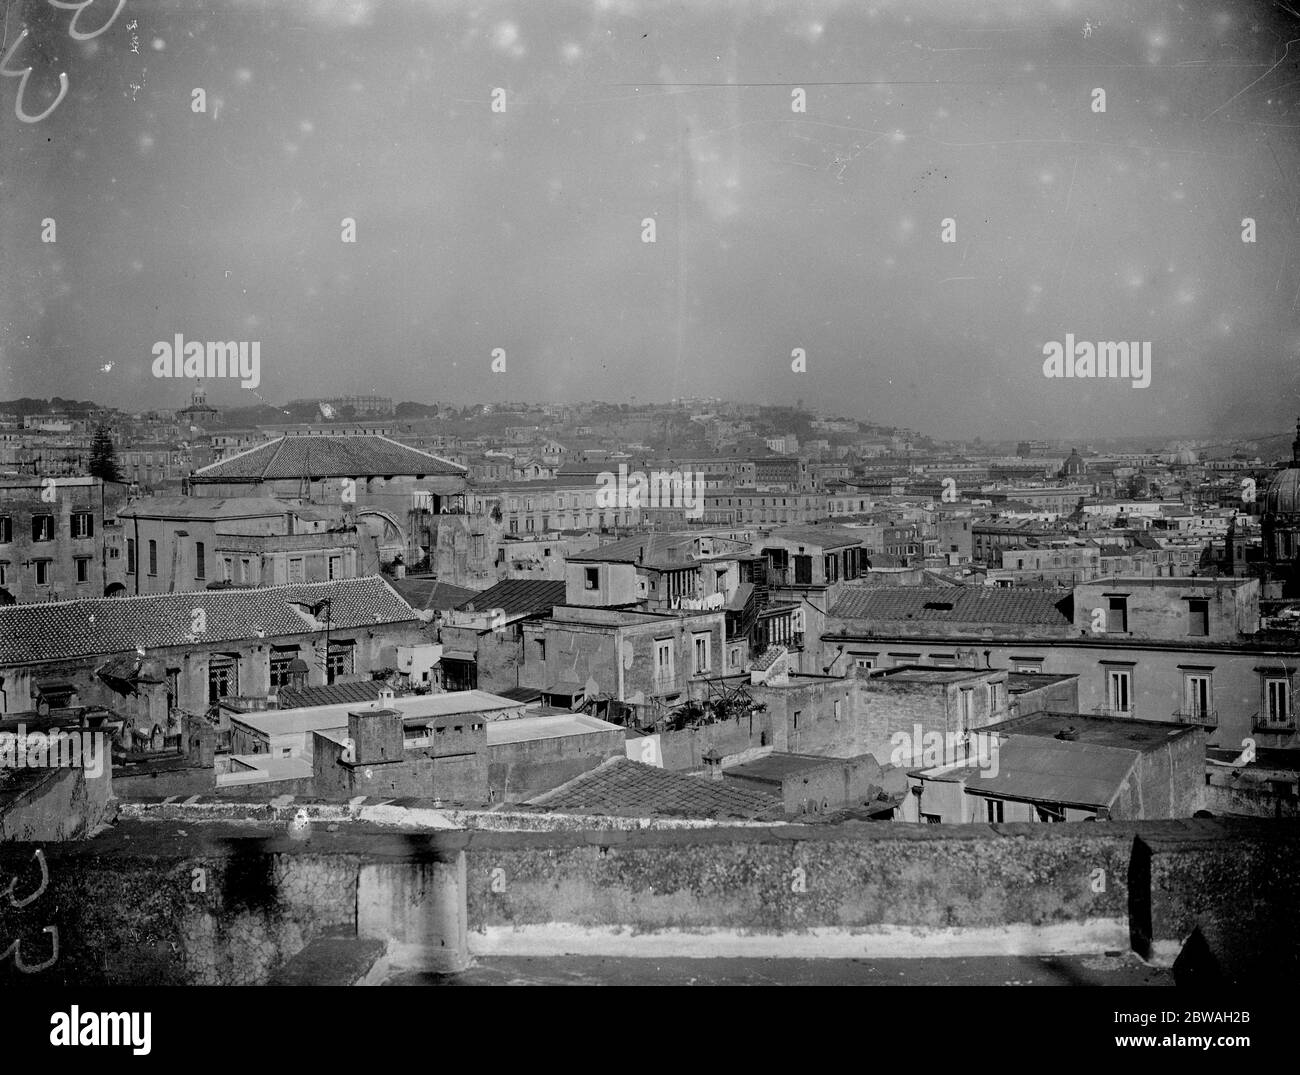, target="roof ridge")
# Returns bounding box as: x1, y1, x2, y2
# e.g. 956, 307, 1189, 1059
375, 434, 468, 473
192, 437, 275, 476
